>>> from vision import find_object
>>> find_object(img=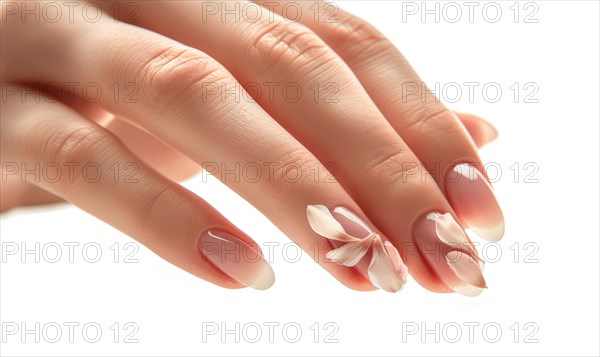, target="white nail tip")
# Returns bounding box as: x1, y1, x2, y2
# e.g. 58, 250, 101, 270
472, 222, 505, 243
248, 264, 276, 290
307, 205, 407, 292
453, 284, 485, 297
